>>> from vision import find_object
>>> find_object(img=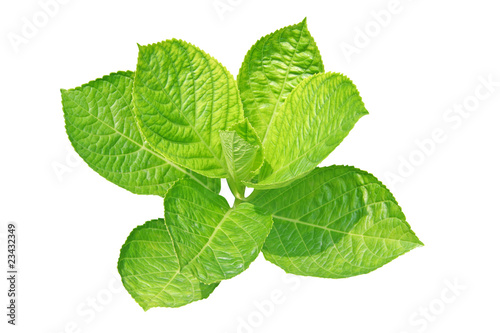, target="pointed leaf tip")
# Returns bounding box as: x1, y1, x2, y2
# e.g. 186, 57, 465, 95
250, 165, 423, 279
